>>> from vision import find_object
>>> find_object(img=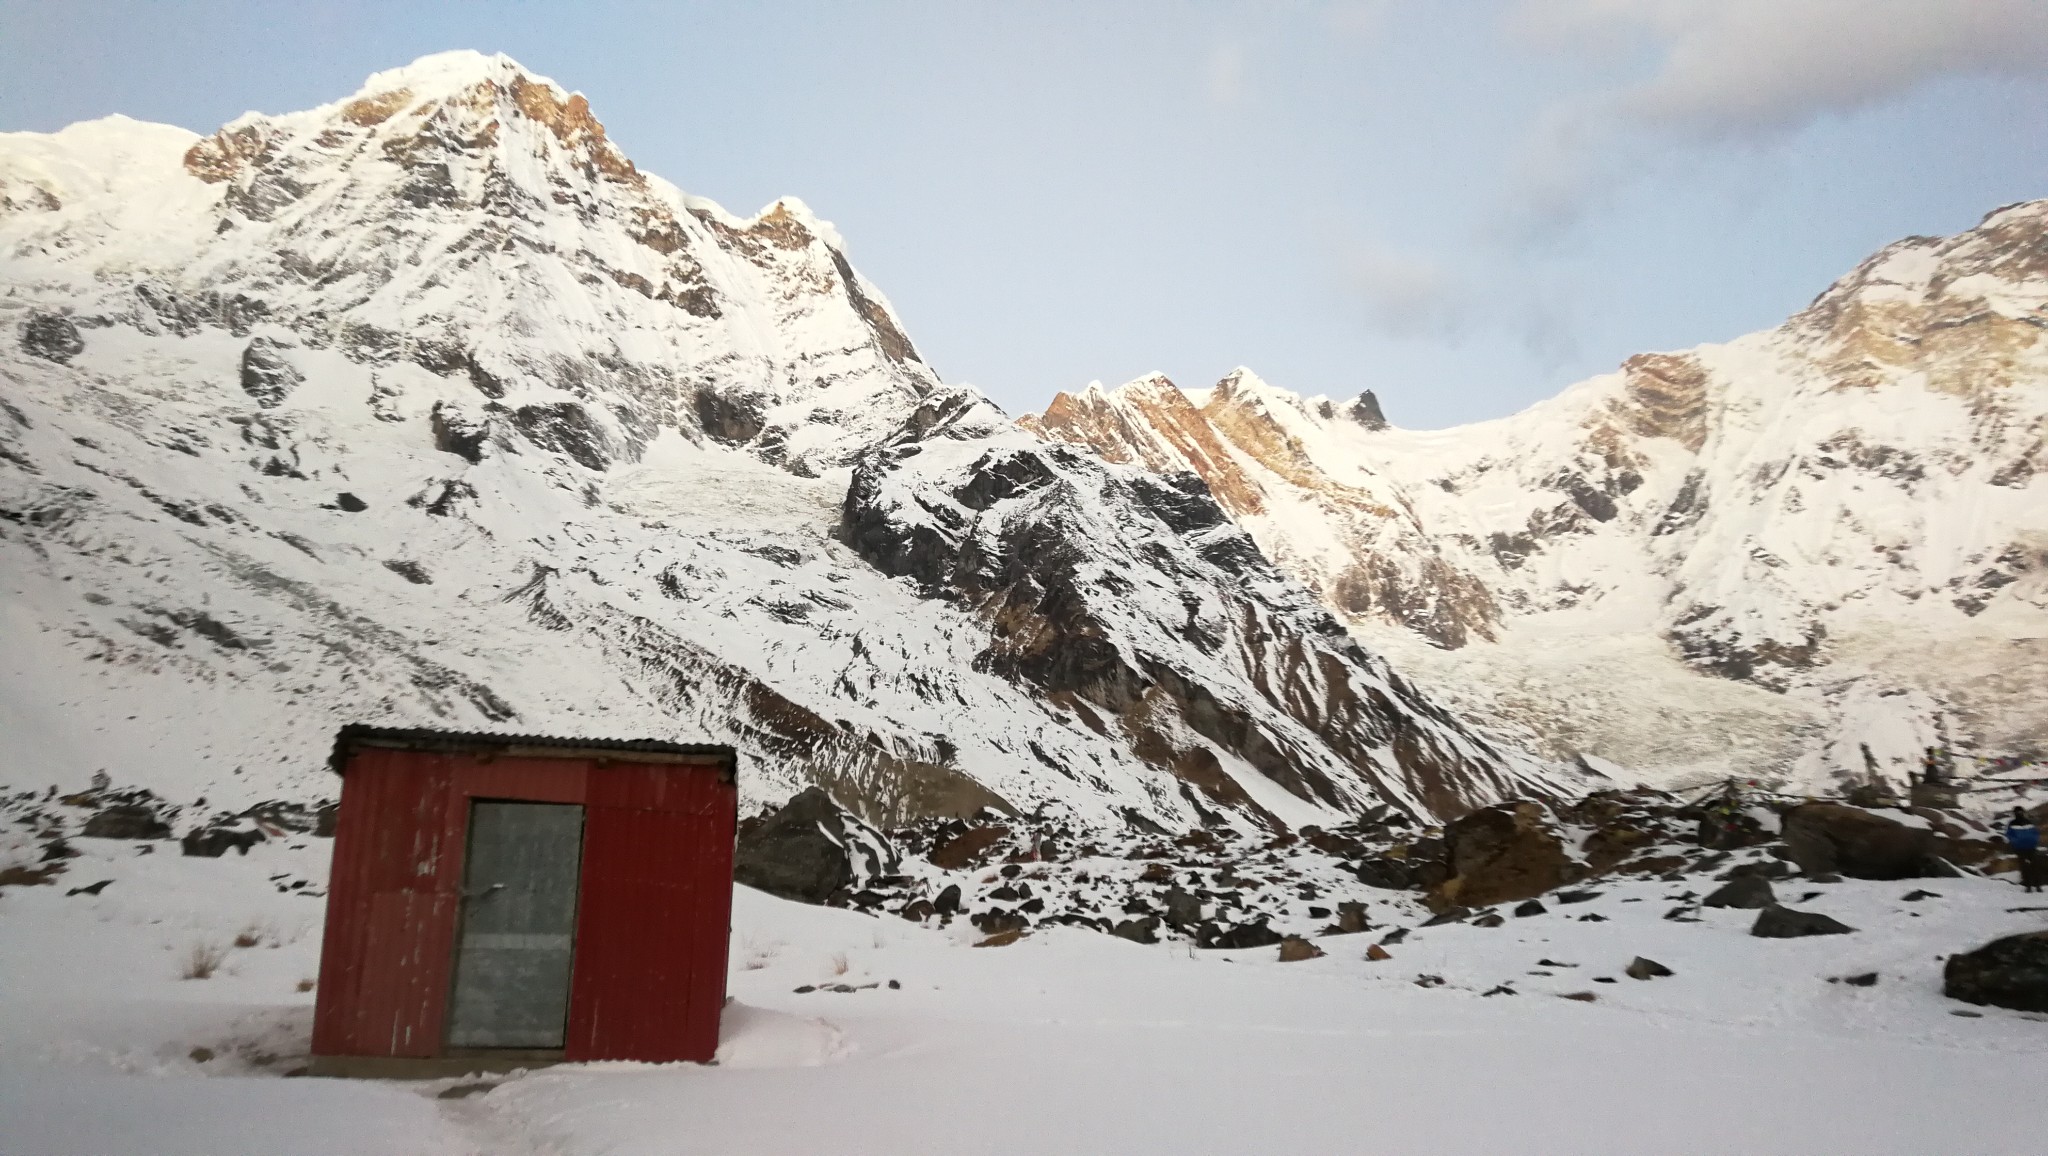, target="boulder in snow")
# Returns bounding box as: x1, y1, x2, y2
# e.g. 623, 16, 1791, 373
1703, 875, 1776, 909
1429, 800, 1579, 911
1751, 904, 1855, 938
733, 787, 899, 904
1944, 932, 2048, 1013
